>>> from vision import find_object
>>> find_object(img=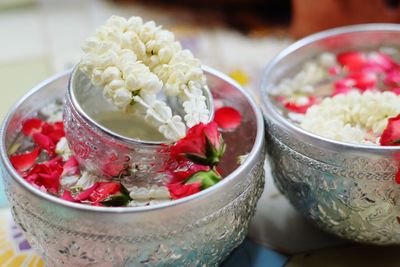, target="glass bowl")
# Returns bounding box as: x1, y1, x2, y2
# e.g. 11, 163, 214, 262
261, 24, 400, 244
